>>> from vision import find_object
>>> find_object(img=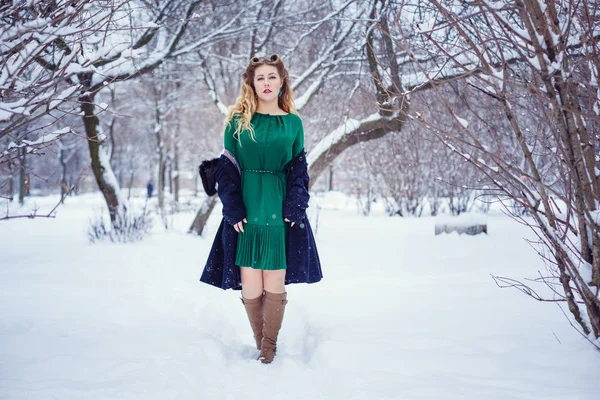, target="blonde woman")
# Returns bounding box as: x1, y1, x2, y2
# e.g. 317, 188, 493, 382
199, 54, 322, 364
